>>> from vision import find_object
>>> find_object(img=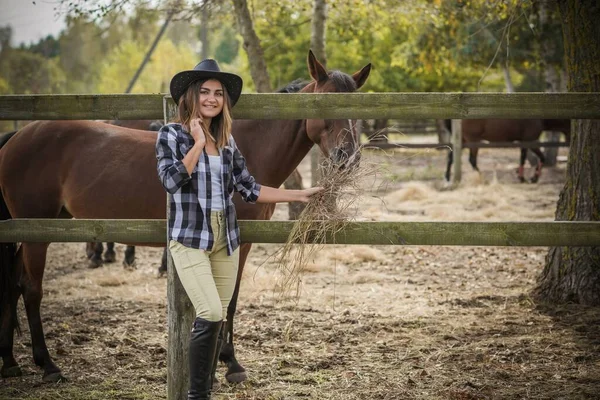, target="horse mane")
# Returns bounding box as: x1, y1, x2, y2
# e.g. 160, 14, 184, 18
276, 79, 309, 93
328, 70, 358, 92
